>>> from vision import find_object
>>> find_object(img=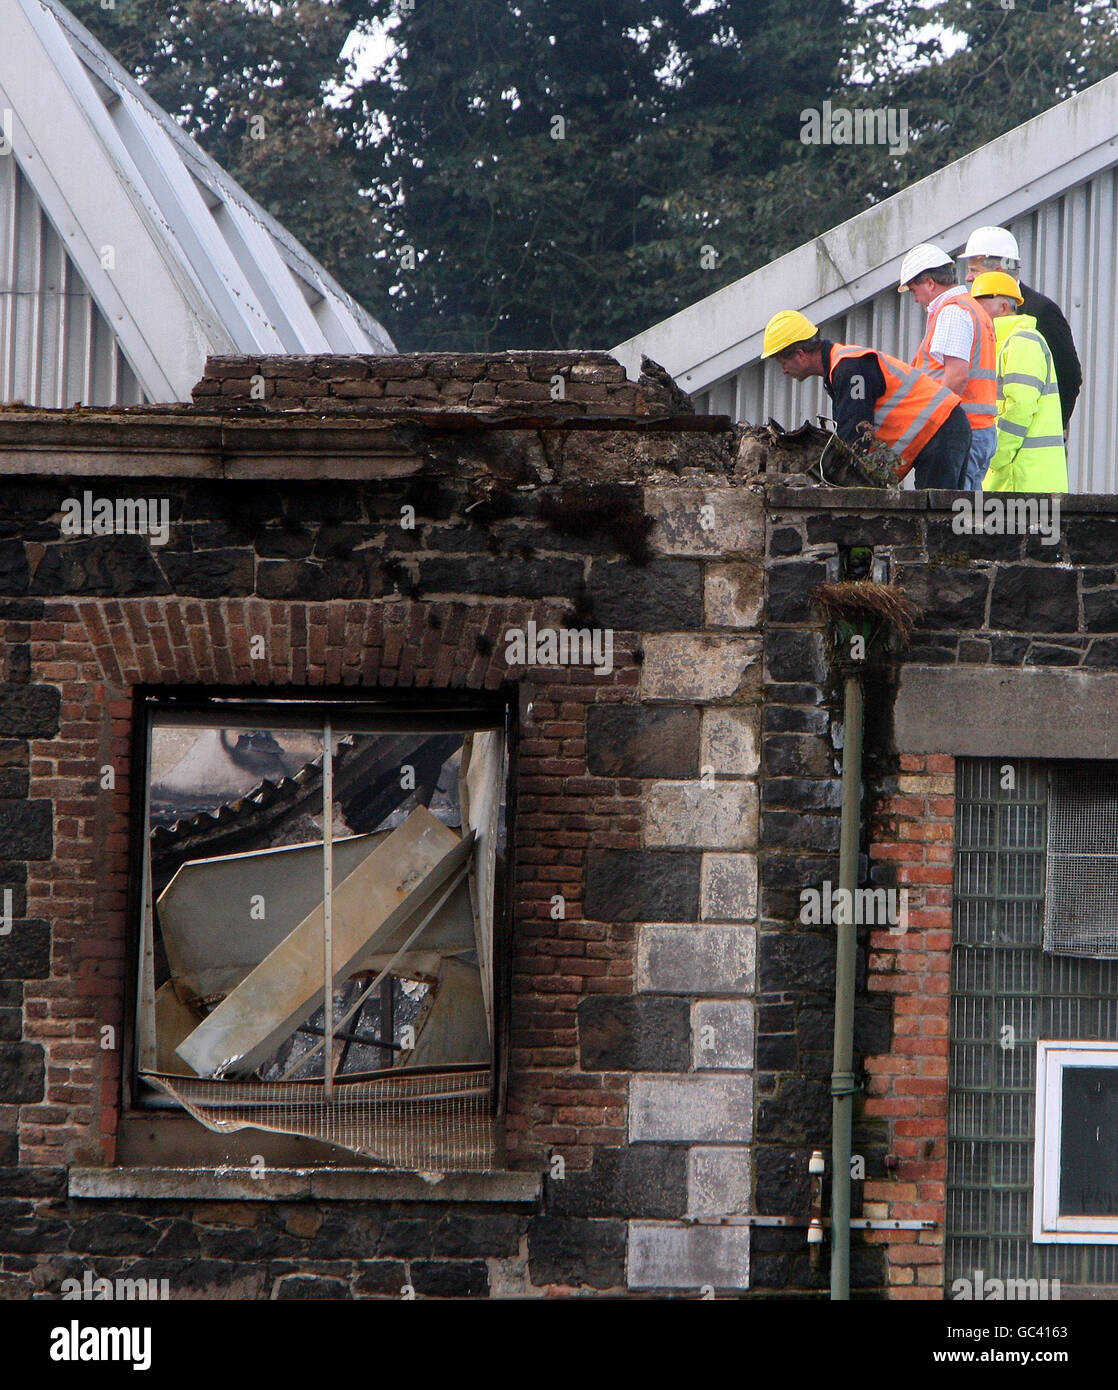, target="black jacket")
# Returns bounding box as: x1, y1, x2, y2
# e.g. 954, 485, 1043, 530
820, 341, 886, 445
1019, 283, 1081, 429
